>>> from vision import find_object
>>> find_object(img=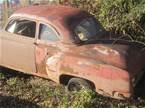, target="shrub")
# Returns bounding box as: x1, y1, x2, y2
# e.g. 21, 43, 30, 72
70, 89, 96, 108
98, 0, 145, 42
